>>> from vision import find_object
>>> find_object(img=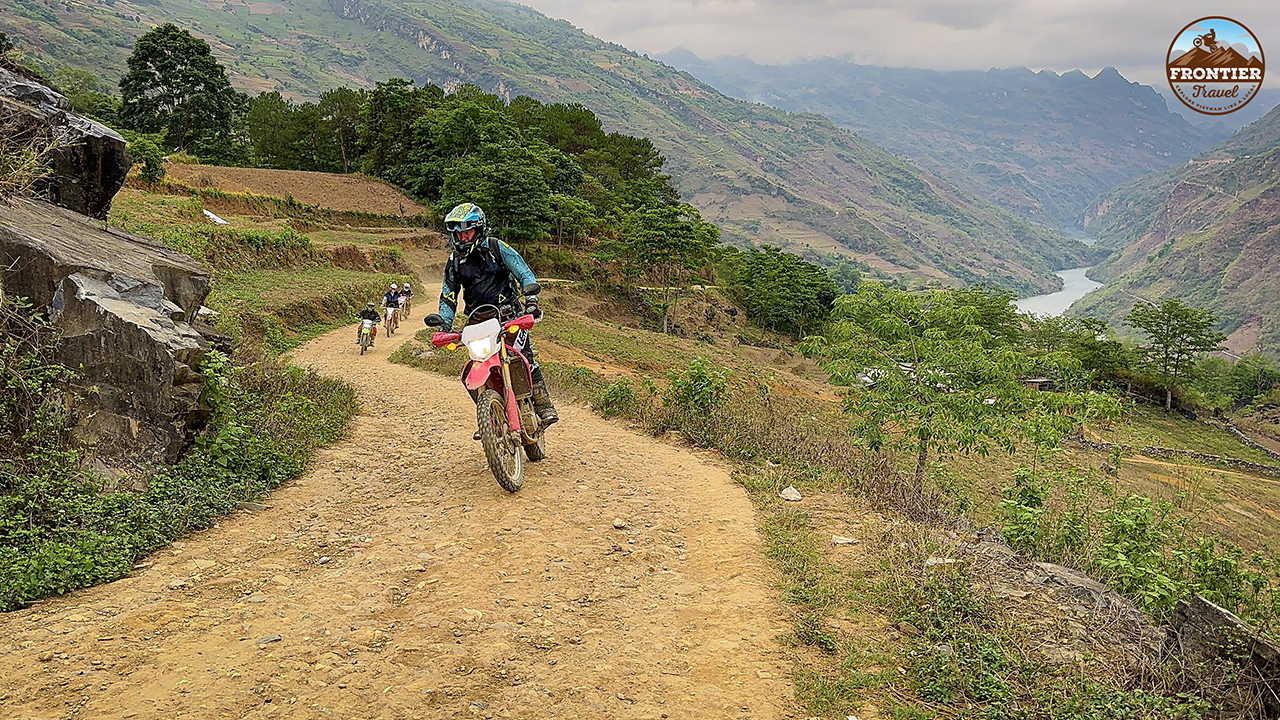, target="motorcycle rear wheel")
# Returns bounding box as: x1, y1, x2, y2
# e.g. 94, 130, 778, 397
477, 389, 524, 492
